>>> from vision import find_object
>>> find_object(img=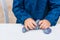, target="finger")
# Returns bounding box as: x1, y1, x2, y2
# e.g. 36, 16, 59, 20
25, 24, 29, 30
32, 21, 37, 26
44, 25, 49, 29
30, 23, 35, 28
40, 23, 43, 29
42, 22, 50, 29
42, 24, 47, 29
41, 23, 48, 29
39, 20, 43, 26
28, 24, 33, 30
40, 23, 45, 29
